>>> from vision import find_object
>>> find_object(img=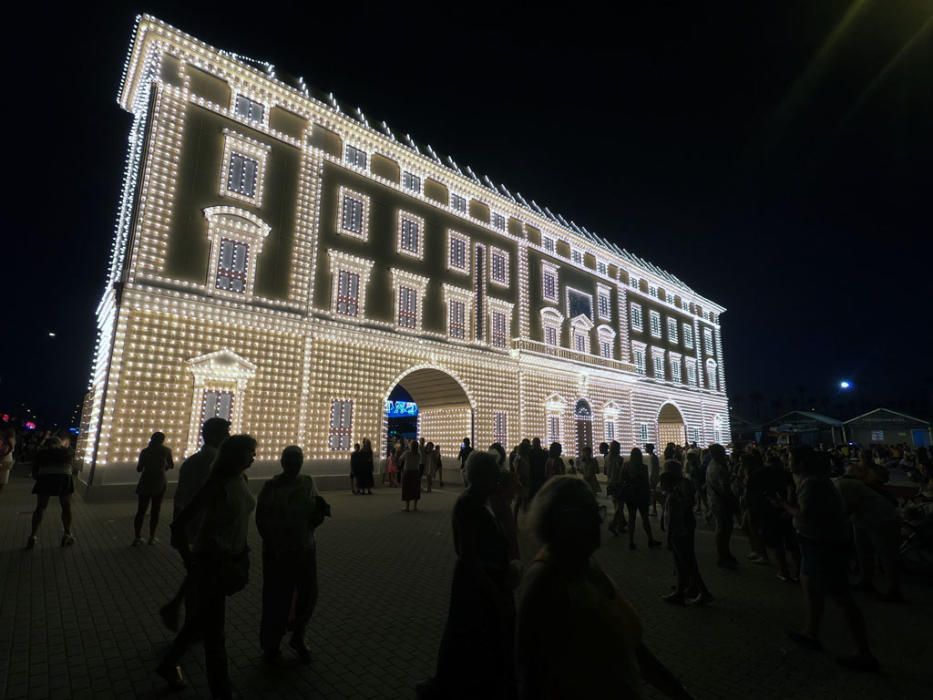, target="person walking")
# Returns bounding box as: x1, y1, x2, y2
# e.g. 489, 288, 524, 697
778, 447, 879, 672
646, 444, 661, 516
528, 437, 547, 502
416, 451, 514, 700
605, 441, 627, 536
157, 434, 257, 697
660, 462, 712, 606
621, 447, 661, 550
133, 432, 175, 546
256, 446, 324, 663
159, 417, 230, 631
350, 443, 361, 494
544, 442, 565, 480
458, 437, 473, 486
401, 439, 422, 512
516, 476, 695, 700
580, 445, 601, 496
26, 436, 76, 548
707, 443, 739, 568
512, 441, 532, 519
0, 425, 15, 493
435, 444, 444, 487
424, 442, 437, 493
386, 444, 400, 487
357, 438, 375, 495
